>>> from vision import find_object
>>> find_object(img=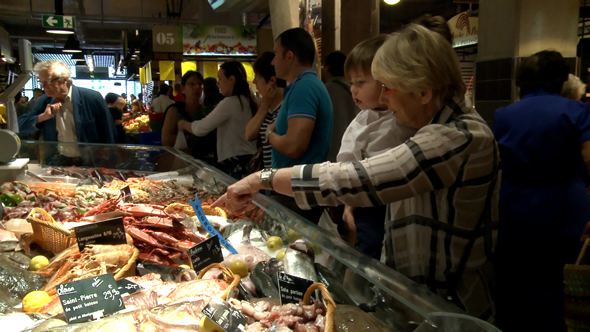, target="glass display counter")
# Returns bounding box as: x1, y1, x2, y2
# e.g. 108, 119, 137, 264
13, 140, 500, 332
